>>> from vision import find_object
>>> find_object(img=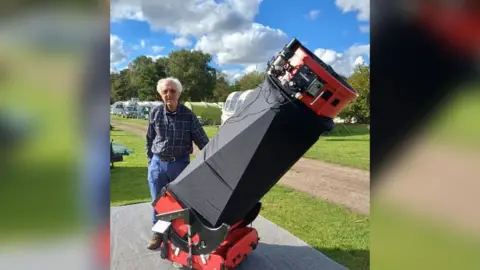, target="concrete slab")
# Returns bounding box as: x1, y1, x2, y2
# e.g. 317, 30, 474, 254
111, 203, 347, 270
